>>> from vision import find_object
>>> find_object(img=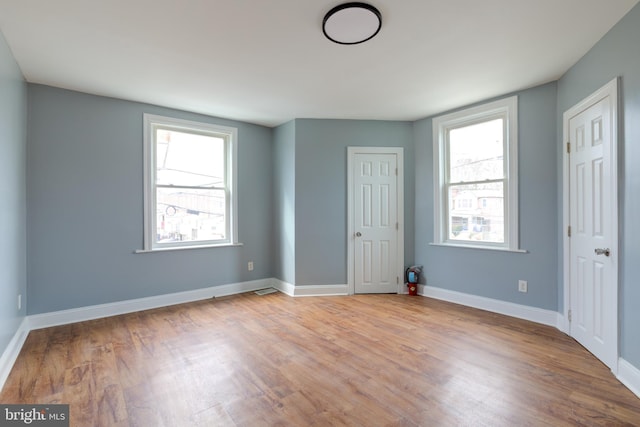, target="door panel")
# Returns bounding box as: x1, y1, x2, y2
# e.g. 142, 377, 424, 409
353, 153, 398, 293
567, 87, 617, 370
